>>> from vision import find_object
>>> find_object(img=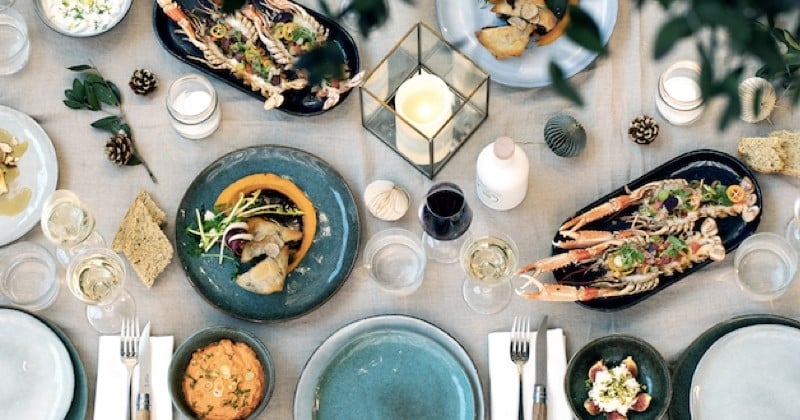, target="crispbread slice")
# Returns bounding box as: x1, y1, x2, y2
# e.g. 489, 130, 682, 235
771, 130, 800, 178
112, 190, 167, 253
136, 189, 166, 226
737, 136, 786, 174
124, 200, 173, 288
